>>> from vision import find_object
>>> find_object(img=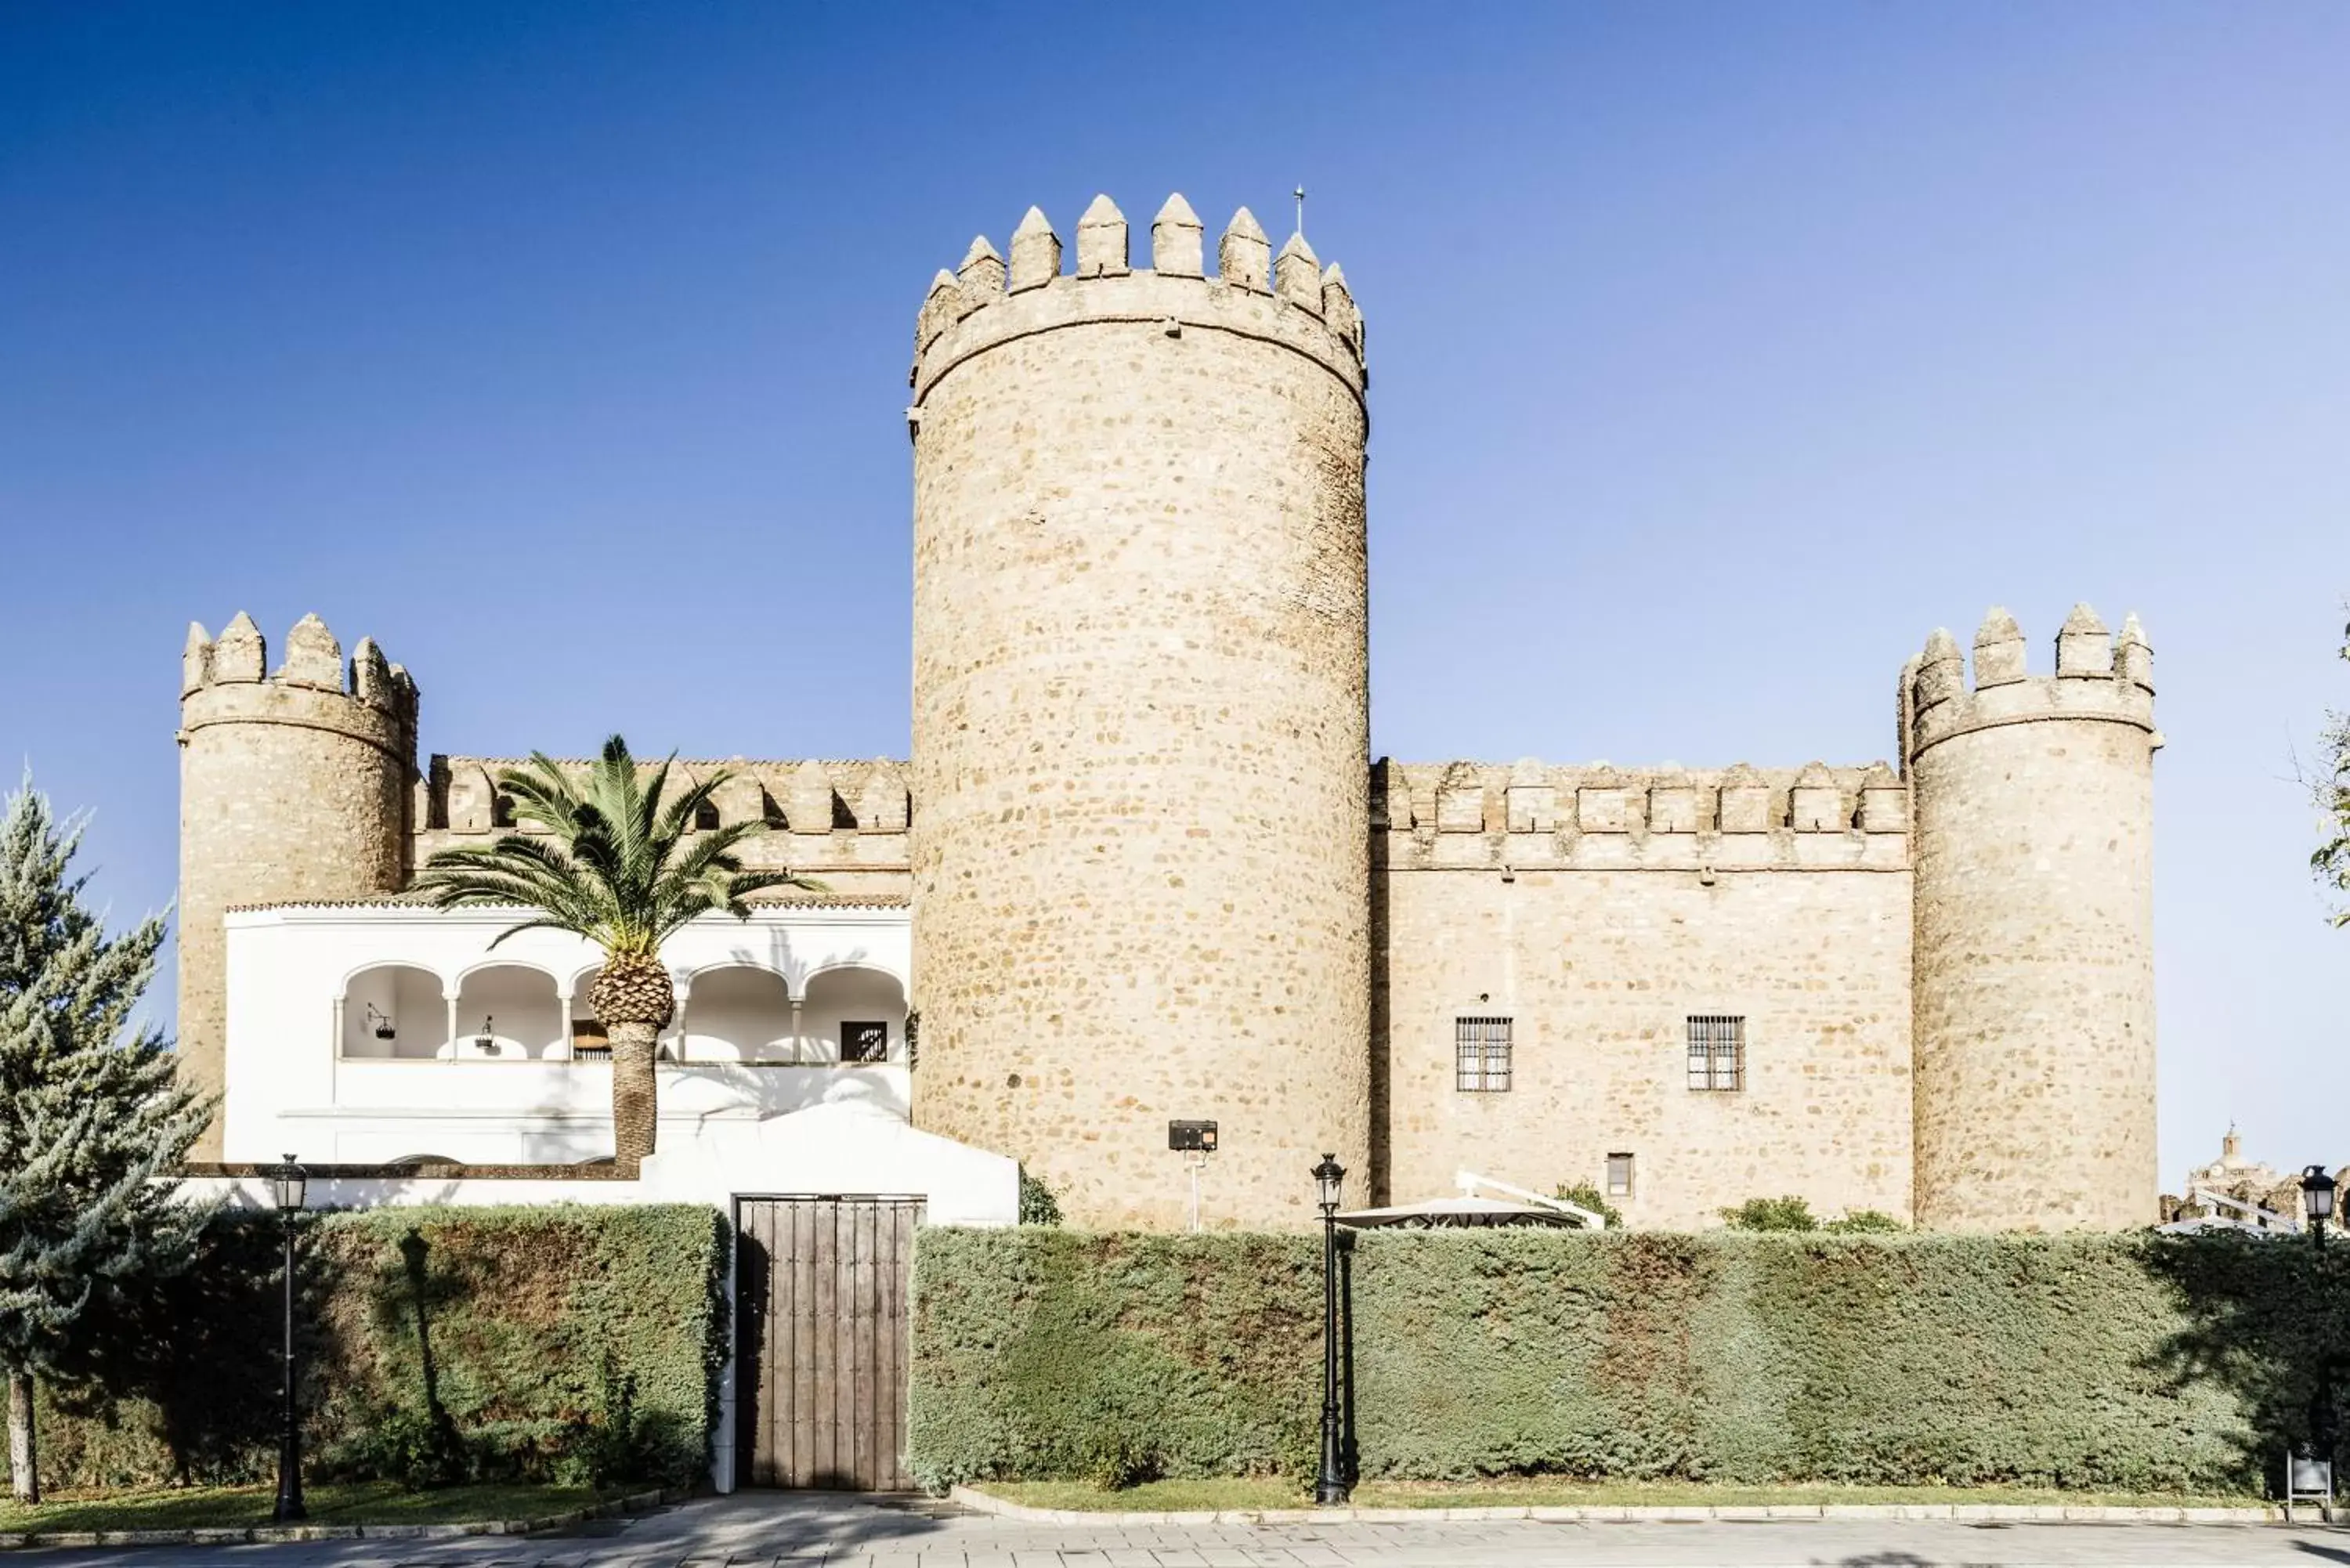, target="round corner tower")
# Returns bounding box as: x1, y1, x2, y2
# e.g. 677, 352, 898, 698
1905, 604, 2159, 1230
178, 612, 417, 1155
906, 193, 1372, 1230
